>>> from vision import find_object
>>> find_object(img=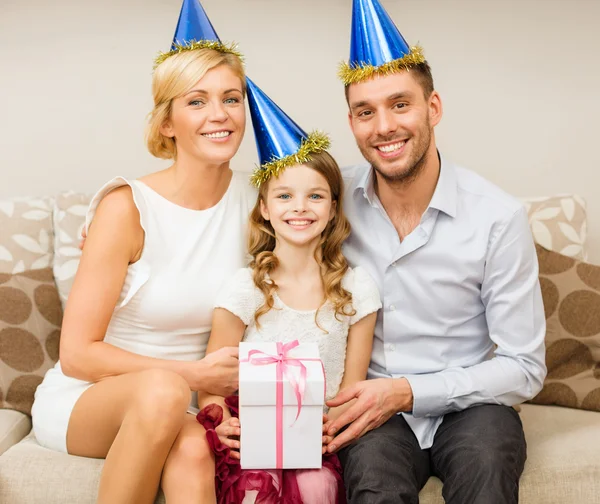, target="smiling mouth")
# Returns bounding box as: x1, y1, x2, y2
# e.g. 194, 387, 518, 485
376, 140, 406, 153
285, 219, 314, 227
202, 131, 232, 139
